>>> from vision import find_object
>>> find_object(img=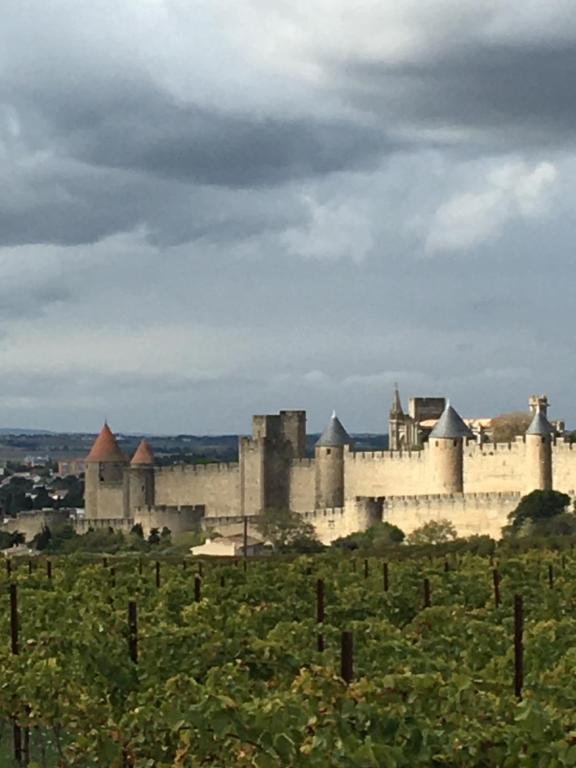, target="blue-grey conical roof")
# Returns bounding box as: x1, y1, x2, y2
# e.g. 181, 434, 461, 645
316, 412, 352, 447
526, 411, 554, 436
429, 403, 473, 440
